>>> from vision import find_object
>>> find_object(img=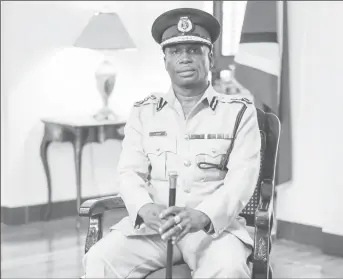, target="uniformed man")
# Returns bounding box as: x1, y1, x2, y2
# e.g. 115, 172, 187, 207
83, 7, 261, 278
